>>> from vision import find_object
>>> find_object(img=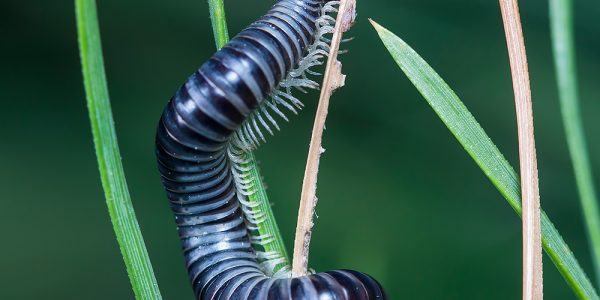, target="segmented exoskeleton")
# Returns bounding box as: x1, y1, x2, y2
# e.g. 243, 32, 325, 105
155, 0, 386, 298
